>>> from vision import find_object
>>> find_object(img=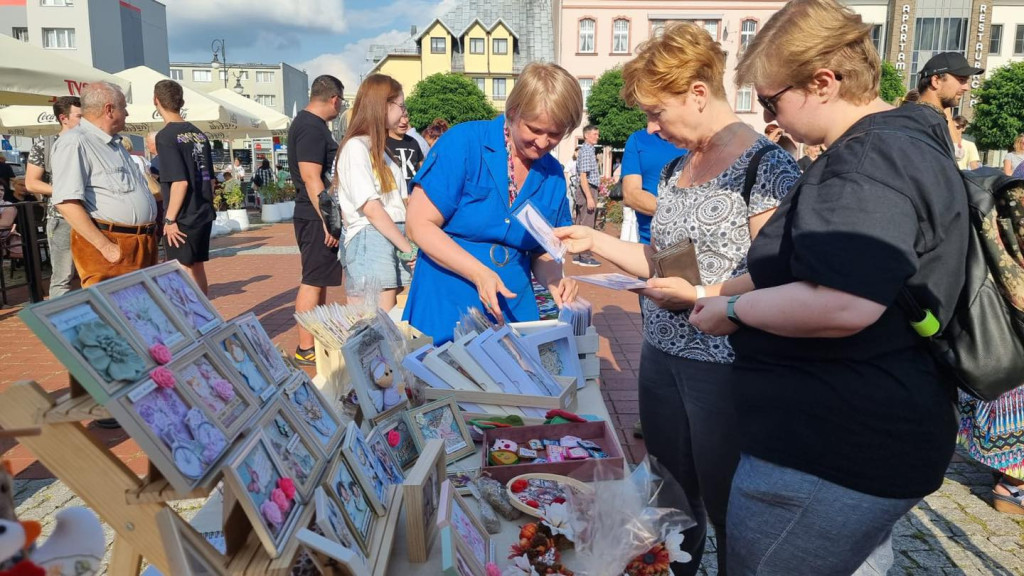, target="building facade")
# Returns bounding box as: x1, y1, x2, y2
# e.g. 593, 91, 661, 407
169, 62, 310, 117
0, 0, 169, 75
